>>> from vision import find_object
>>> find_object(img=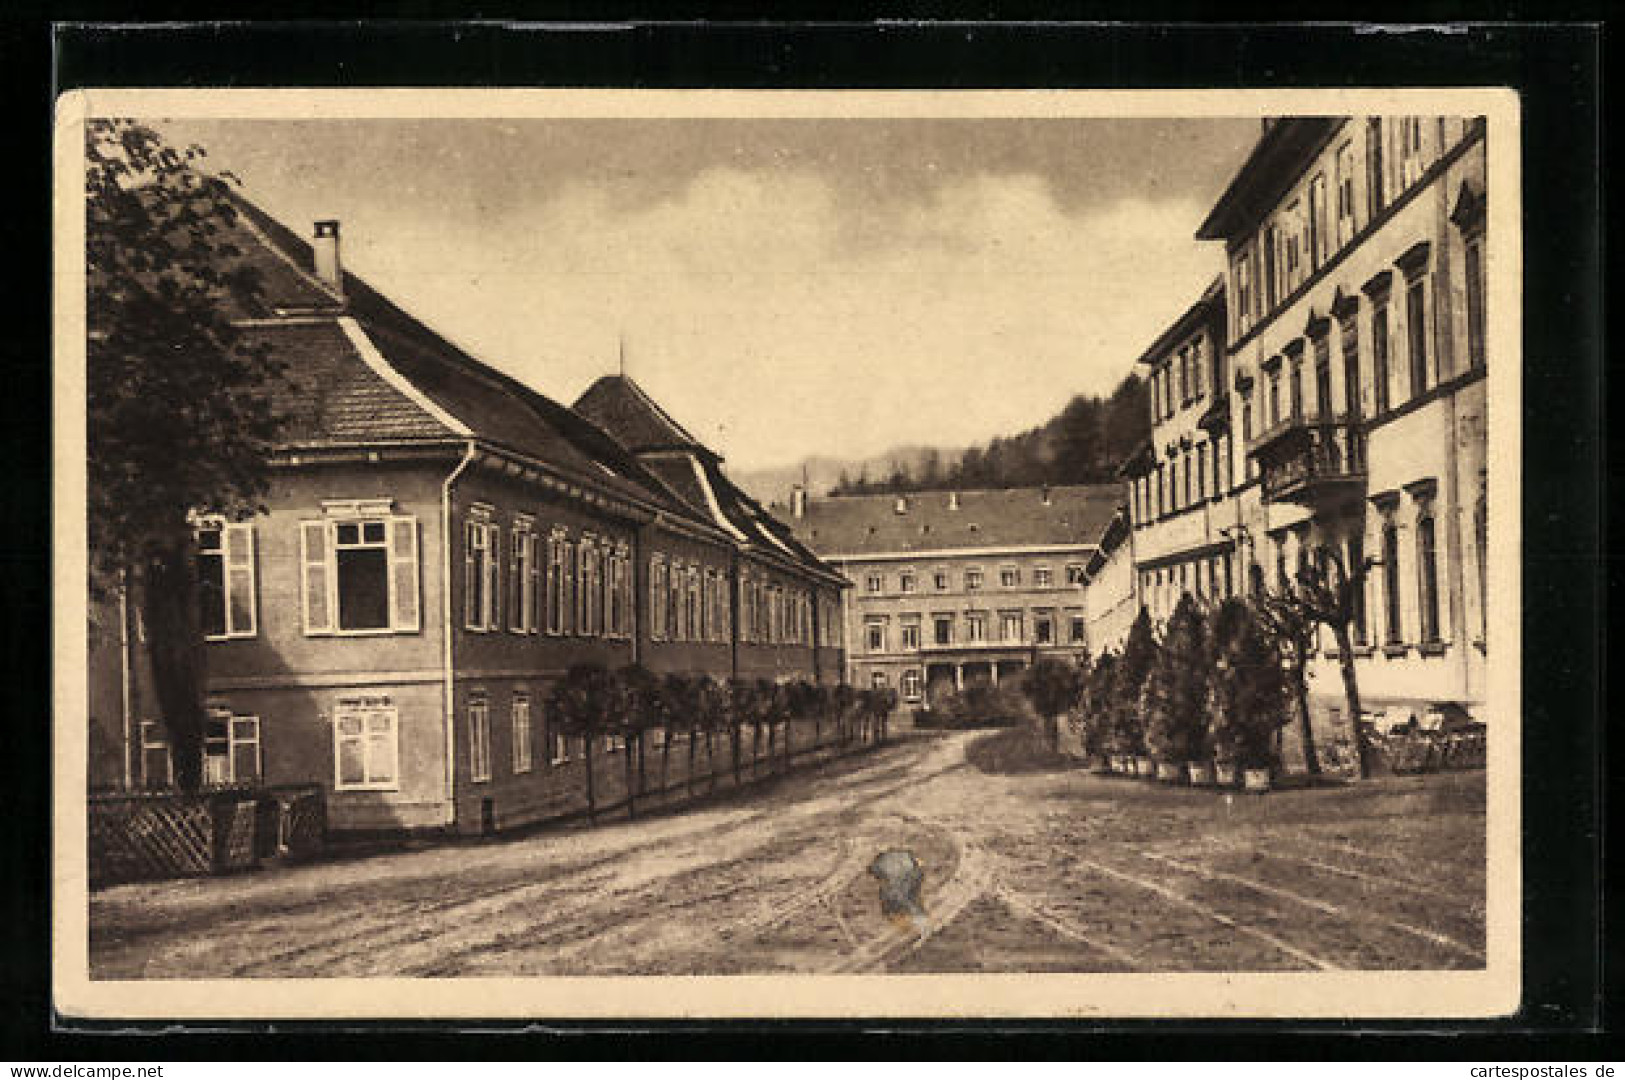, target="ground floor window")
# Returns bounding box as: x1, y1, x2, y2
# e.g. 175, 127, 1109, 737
203, 709, 261, 786
468, 696, 492, 783
901, 670, 922, 702
1382, 523, 1404, 644
1417, 514, 1441, 644
138, 720, 172, 790
870, 670, 888, 690
334, 696, 399, 791
512, 693, 533, 774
